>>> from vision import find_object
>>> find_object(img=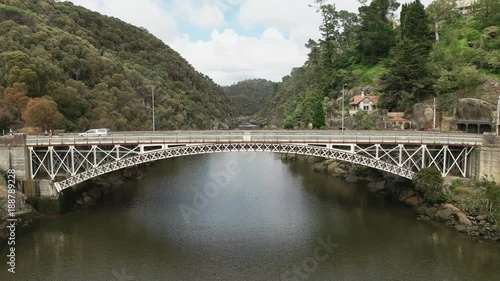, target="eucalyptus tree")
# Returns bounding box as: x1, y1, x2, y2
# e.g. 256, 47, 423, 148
426, 0, 457, 42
